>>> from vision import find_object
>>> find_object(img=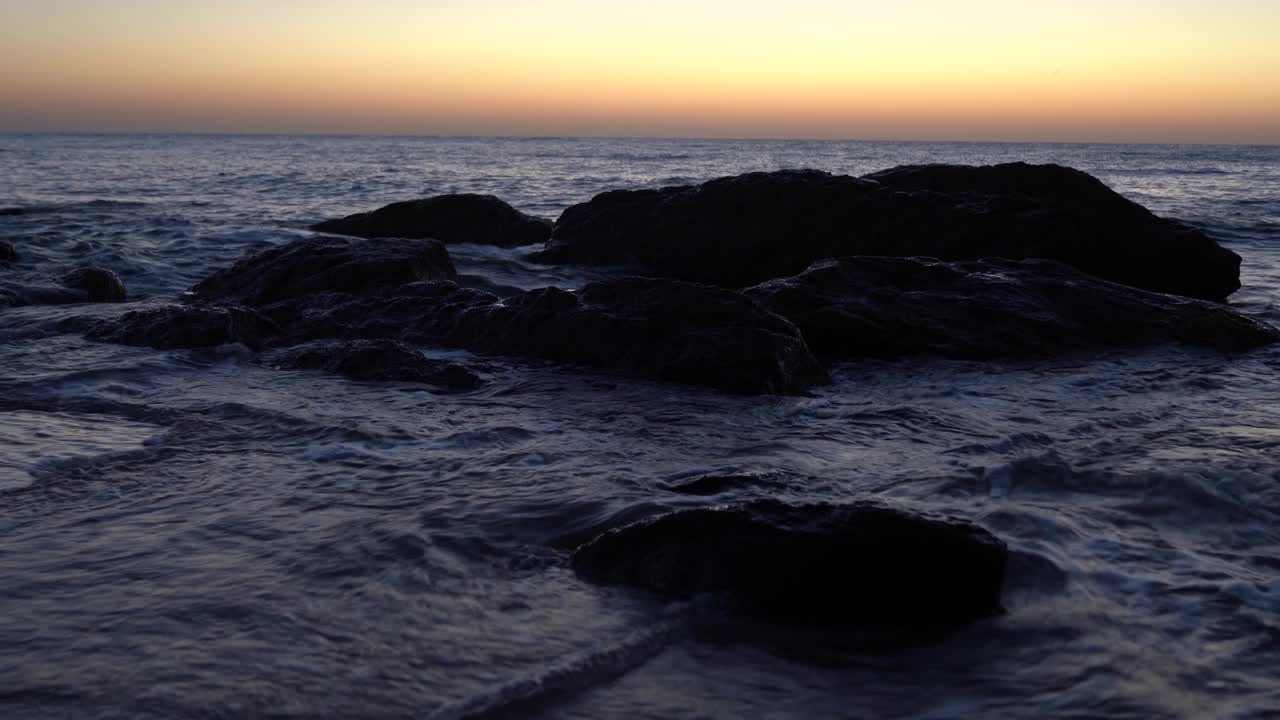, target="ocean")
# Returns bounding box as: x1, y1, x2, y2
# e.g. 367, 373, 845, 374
2, 134, 1279, 719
